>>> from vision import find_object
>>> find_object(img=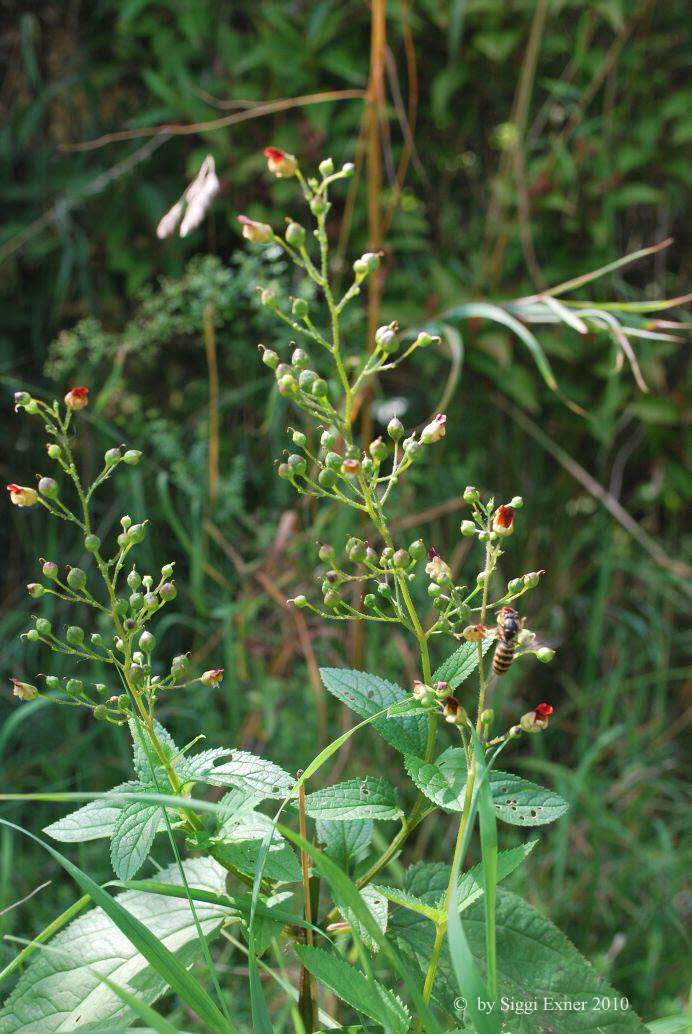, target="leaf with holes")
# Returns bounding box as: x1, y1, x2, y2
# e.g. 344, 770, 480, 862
490, 771, 568, 826
432, 638, 493, 689
337, 884, 389, 953
295, 946, 410, 1034
404, 749, 468, 811
316, 818, 373, 874
320, 667, 427, 756
200, 749, 294, 799
305, 778, 403, 822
